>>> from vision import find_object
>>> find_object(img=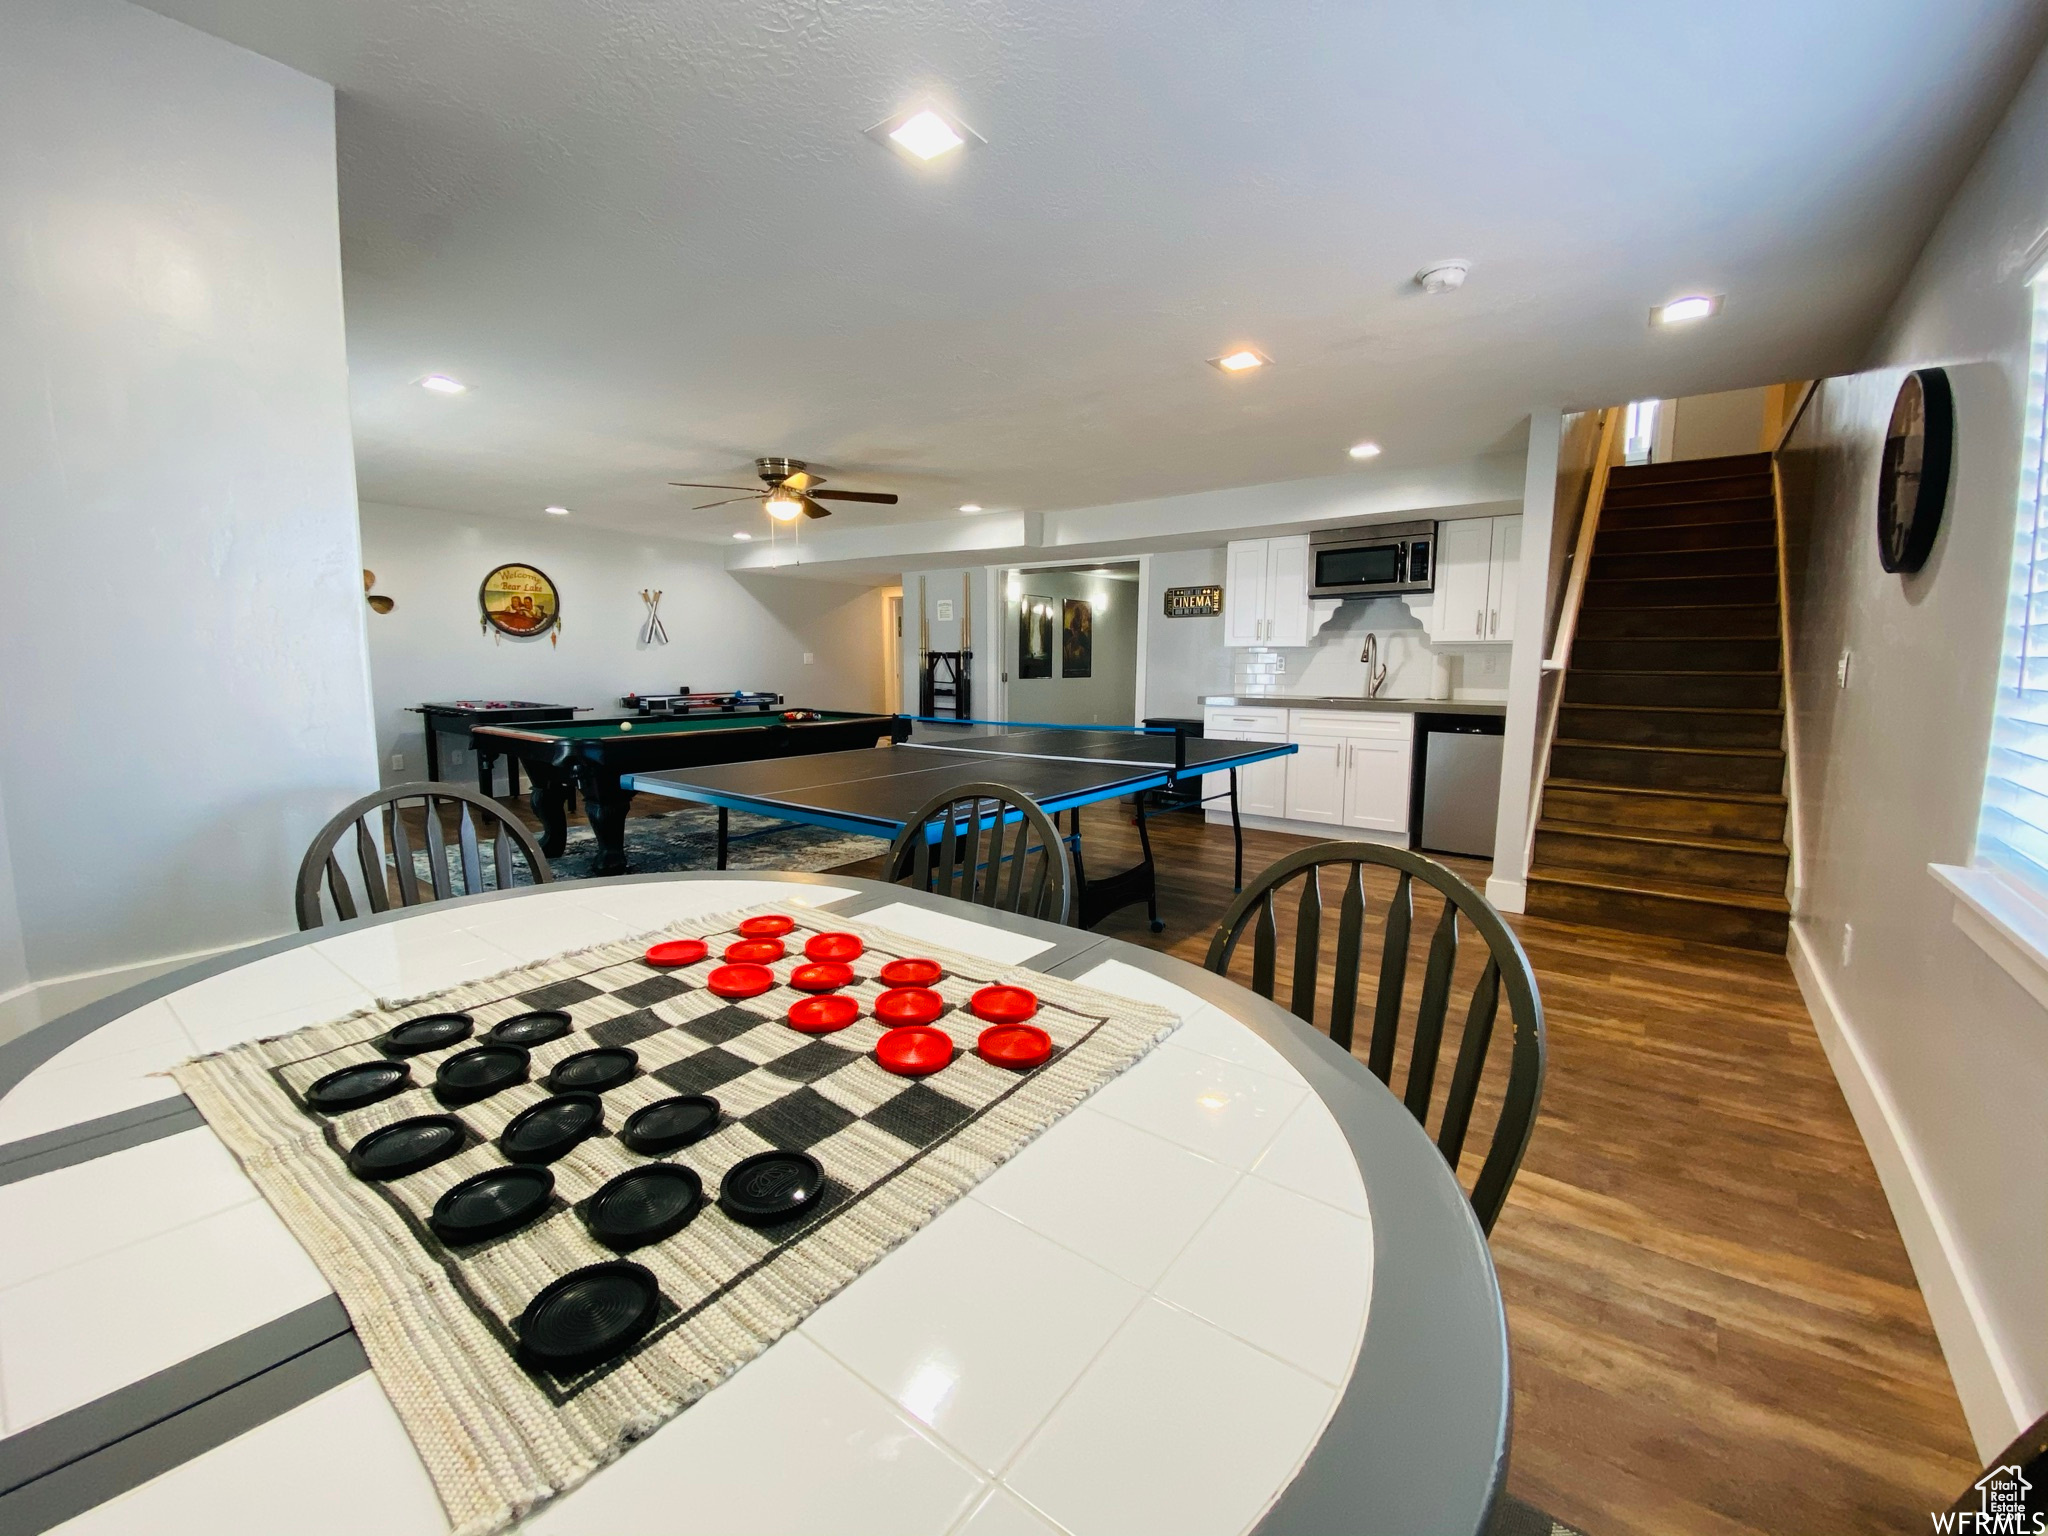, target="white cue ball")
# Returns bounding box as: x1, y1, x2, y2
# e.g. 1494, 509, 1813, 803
620, 721, 633, 731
